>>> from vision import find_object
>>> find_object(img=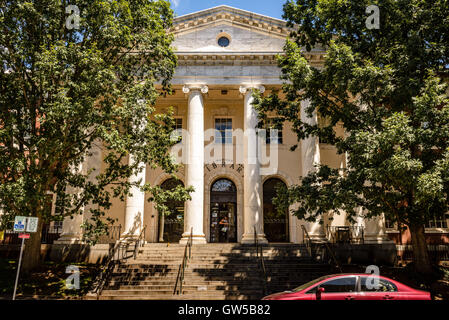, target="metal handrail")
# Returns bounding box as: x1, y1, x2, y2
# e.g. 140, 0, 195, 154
254, 226, 268, 296
134, 225, 146, 260
91, 225, 146, 299
301, 225, 313, 257
326, 226, 365, 244
323, 241, 343, 273
92, 240, 123, 298
174, 227, 193, 295
301, 225, 342, 272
